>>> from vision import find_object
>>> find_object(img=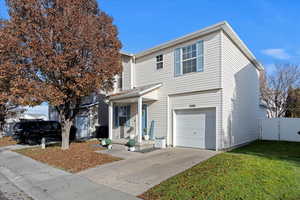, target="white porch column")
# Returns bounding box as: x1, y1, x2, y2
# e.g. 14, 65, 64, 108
108, 102, 113, 140
138, 97, 143, 143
